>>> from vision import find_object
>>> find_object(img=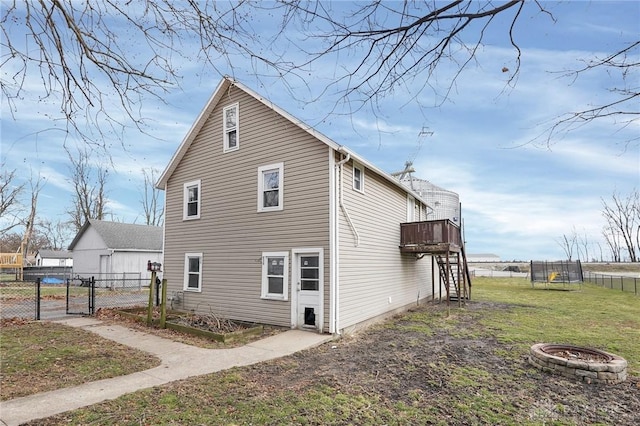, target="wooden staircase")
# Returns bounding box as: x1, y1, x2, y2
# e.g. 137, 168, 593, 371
399, 219, 472, 306
436, 244, 471, 304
